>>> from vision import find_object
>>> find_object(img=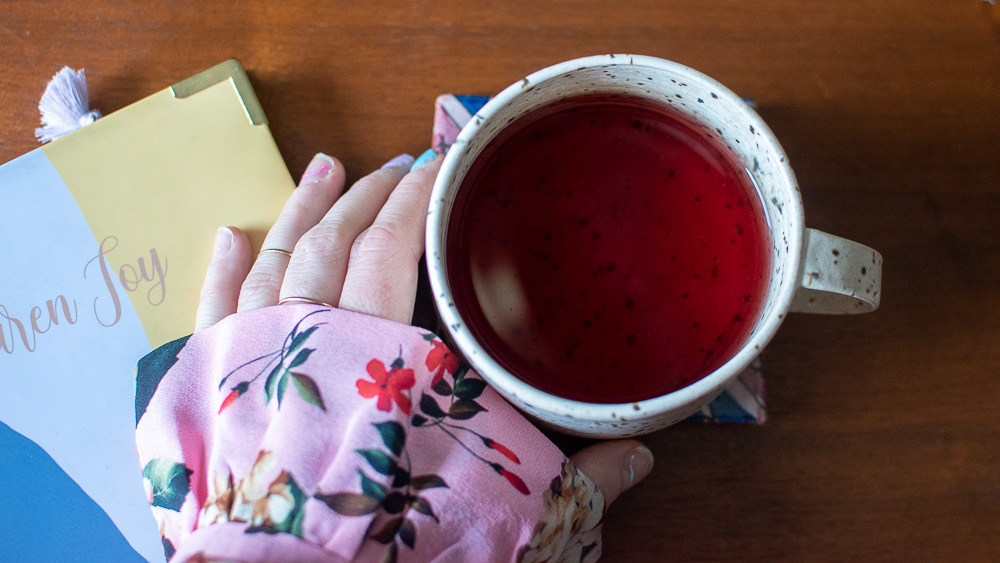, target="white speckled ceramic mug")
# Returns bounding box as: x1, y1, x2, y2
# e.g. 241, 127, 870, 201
426, 55, 882, 437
